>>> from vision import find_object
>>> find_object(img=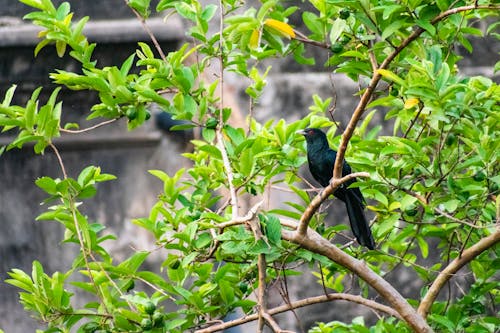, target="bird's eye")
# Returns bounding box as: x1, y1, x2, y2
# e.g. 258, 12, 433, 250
308, 129, 314, 135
